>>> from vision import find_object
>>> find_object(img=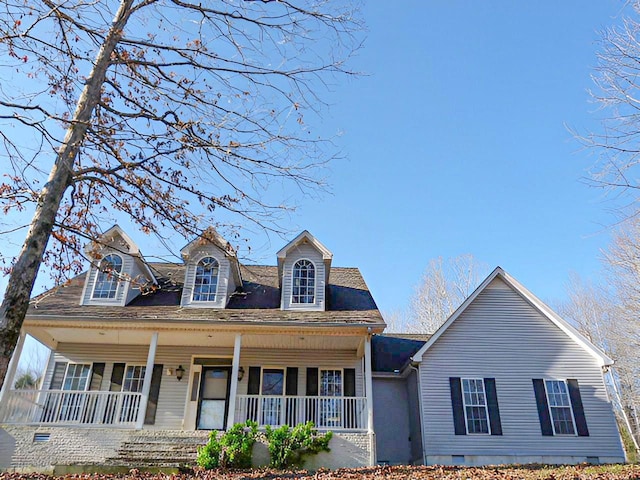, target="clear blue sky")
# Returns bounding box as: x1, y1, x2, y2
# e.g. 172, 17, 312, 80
1, 1, 631, 324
